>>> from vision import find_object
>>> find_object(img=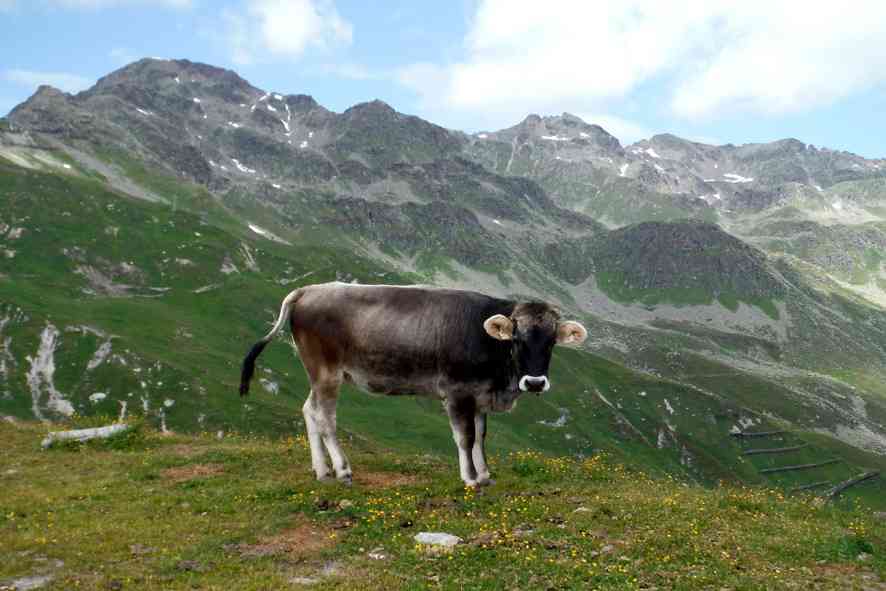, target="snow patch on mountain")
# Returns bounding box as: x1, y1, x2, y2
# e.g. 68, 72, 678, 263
538, 407, 569, 428
247, 223, 291, 245
723, 173, 754, 183
231, 158, 255, 174
259, 378, 279, 395
26, 324, 74, 419
87, 340, 113, 370
220, 257, 239, 275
